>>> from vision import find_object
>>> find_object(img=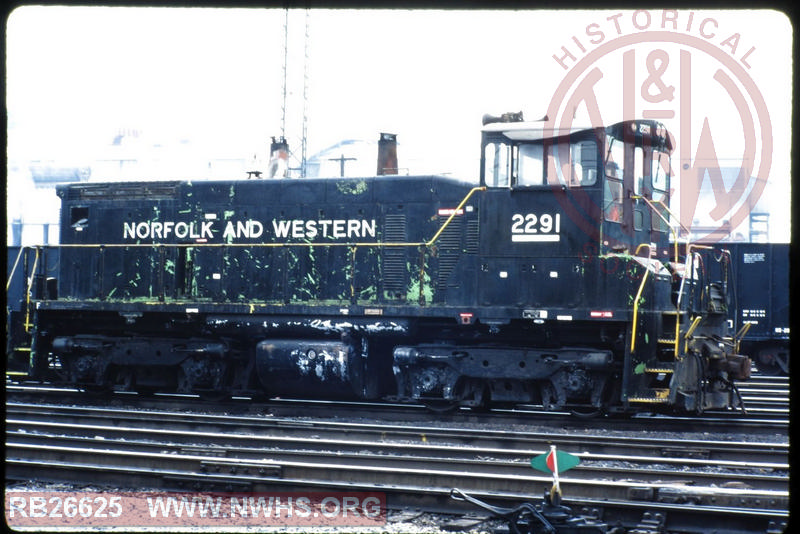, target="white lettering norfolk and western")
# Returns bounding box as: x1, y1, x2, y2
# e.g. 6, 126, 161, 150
271, 219, 377, 240
123, 221, 214, 240
223, 220, 264, 239
123, 218, 377, 242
